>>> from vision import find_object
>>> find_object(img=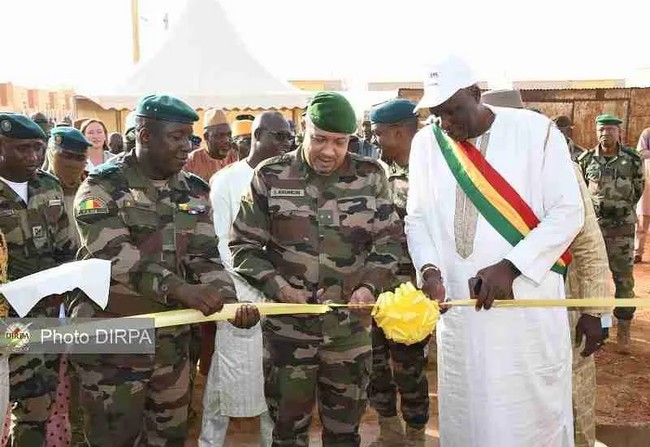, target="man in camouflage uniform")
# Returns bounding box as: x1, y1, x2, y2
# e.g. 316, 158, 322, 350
0, 112, 74, 446
230, 91, 403, 447
578, 113, 644, 354
70, 94, 259, 446
367, 99, 429, 447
